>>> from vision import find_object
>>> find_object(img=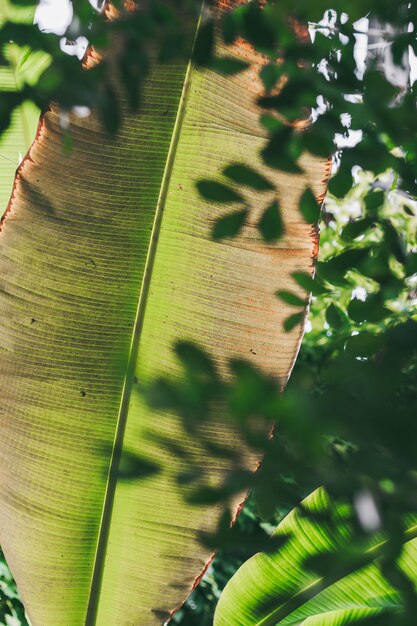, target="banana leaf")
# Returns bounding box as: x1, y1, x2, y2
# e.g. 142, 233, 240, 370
214, 488, 417, 626
0, 0, 50, 213
0, 2, 327, 625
